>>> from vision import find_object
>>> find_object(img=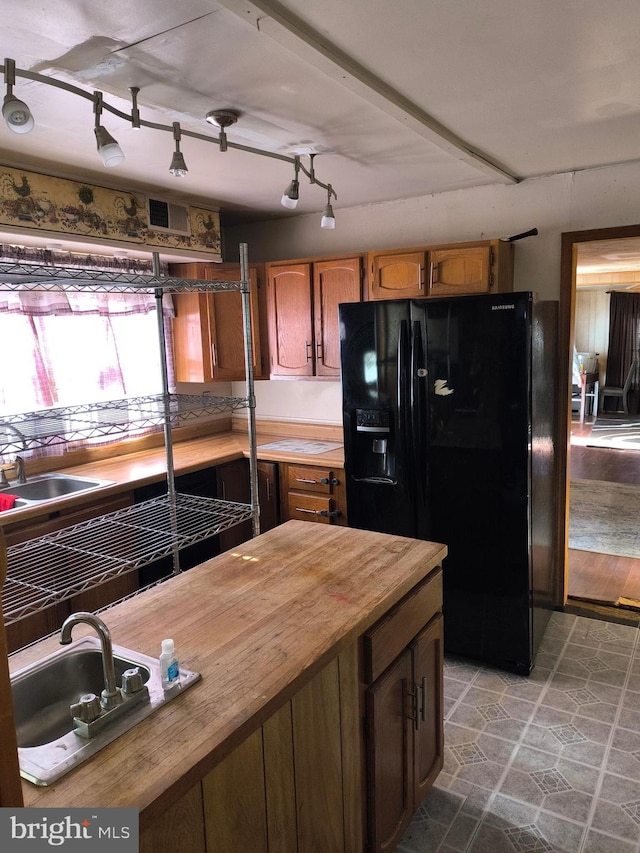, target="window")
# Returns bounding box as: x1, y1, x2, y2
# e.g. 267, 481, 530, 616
0, 289, 175, 456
